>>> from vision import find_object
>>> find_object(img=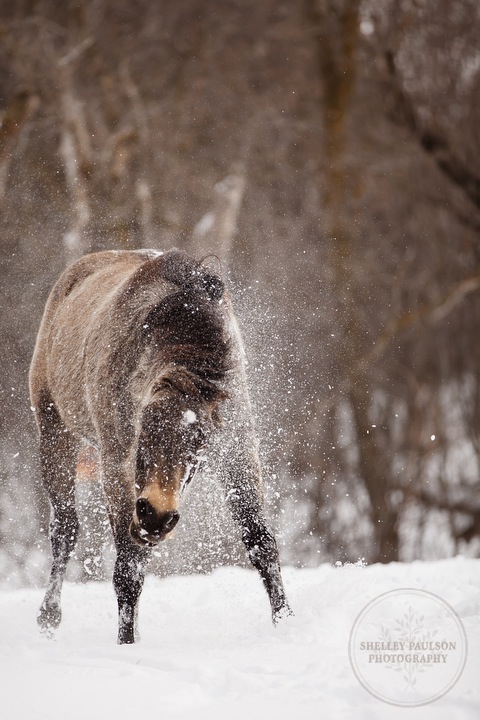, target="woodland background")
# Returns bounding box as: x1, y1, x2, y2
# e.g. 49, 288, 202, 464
1, 0, 480, 586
